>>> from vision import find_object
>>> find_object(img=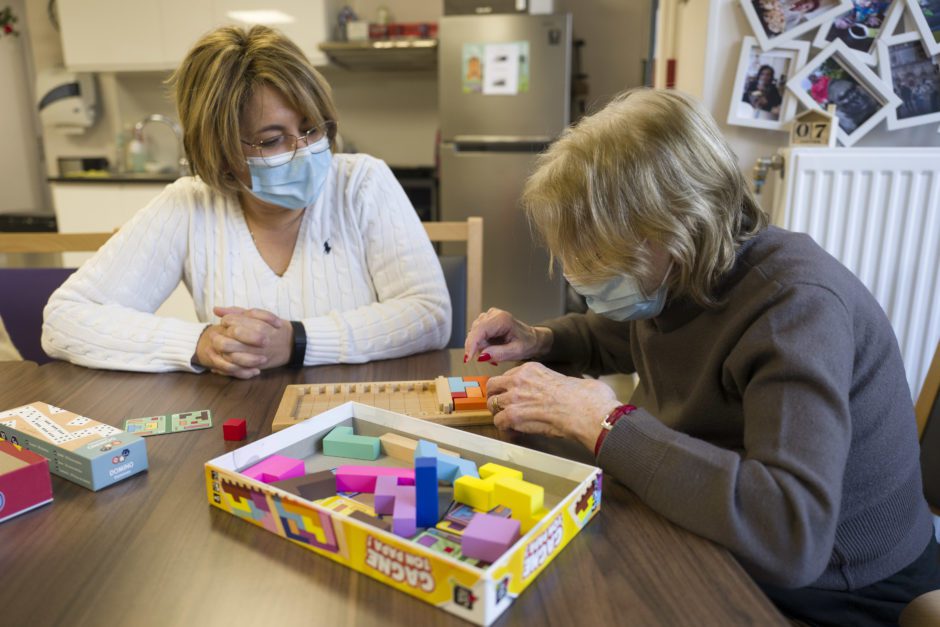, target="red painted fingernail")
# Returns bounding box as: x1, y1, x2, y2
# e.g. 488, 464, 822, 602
463, 354, 468, 363
478, 353, 491, 362
490, 362, 499, 366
